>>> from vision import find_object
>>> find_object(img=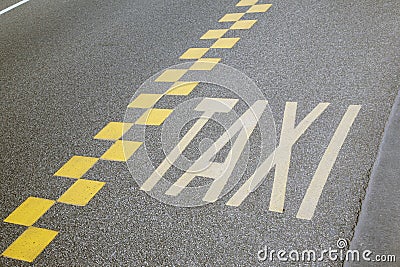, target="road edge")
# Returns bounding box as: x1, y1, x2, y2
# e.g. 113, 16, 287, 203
345, 88, 400, 266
